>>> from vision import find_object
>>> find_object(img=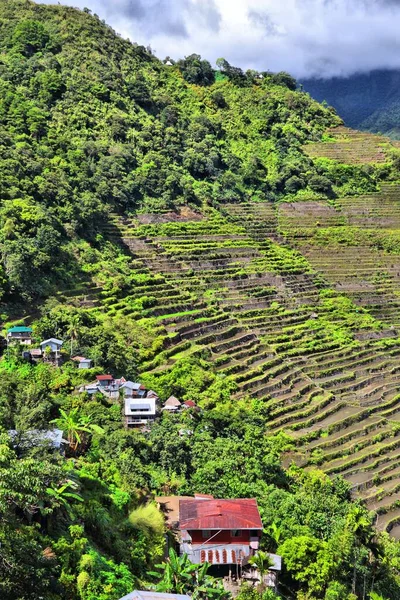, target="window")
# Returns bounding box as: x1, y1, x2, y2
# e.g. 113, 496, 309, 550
202, 530, 212, 539
231, 529, 241, 538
